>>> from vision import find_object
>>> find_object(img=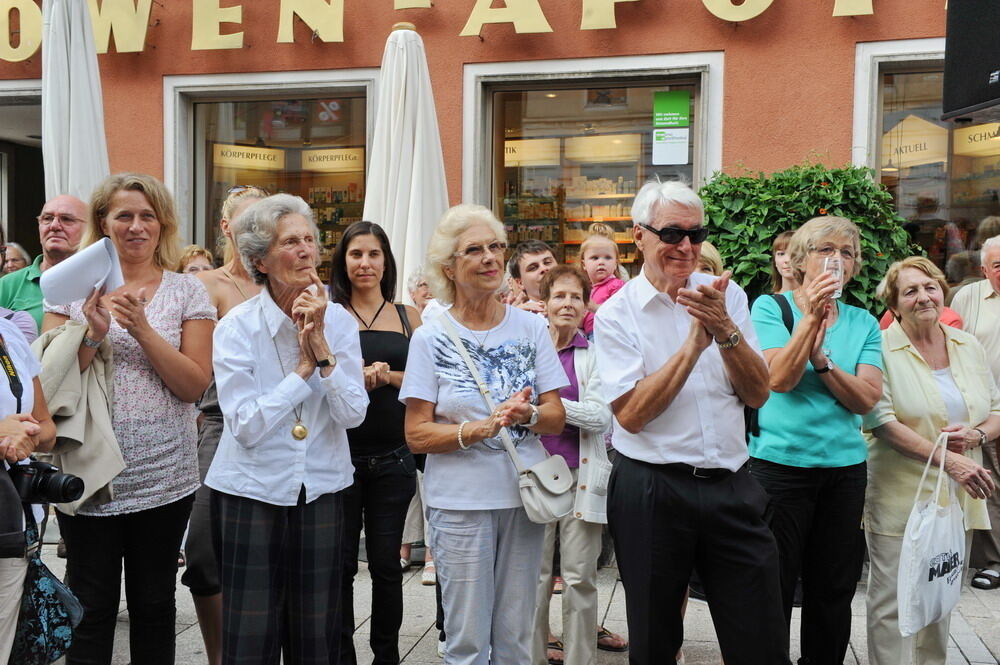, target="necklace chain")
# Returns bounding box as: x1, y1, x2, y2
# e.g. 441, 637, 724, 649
457, 306, 500, 349
349, 299, 388, 330
270, 334, 305, 427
